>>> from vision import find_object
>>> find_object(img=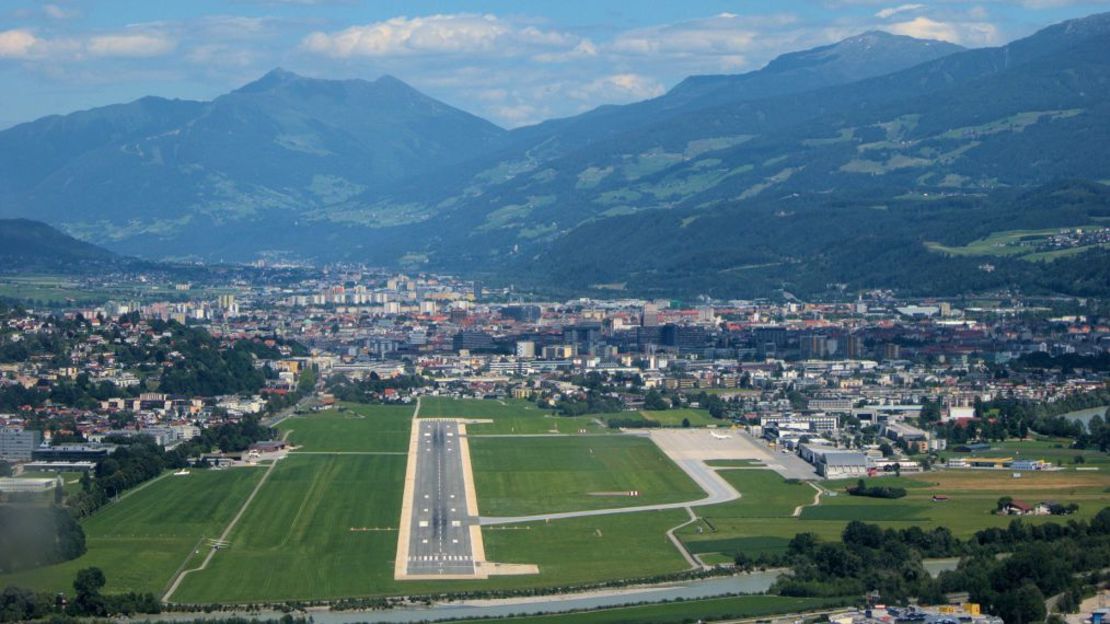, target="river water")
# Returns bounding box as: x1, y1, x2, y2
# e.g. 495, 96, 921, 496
147, 571, 782, 623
